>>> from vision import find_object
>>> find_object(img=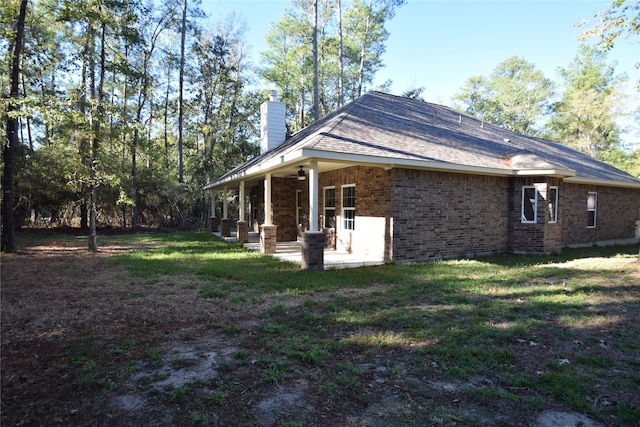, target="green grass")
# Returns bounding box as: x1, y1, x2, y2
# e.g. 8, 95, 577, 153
17, 230, 639, 425
115, 233, 637, 418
